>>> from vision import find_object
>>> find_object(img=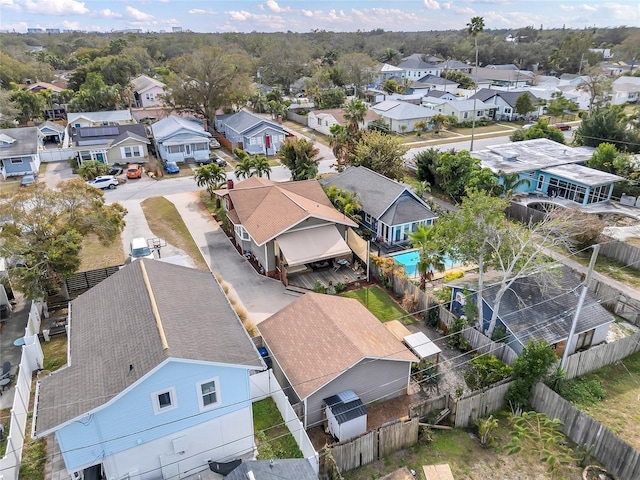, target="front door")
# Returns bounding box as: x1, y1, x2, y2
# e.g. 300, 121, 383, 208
95, 152, 105, 163
184, 144, 192, 156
